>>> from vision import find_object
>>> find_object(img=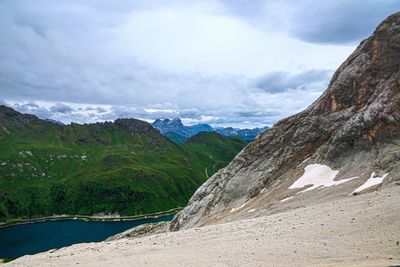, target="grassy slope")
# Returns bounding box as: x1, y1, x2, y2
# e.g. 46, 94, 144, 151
0, 106, 246, 221
184, 132, 247, 175
163, 131, 187, 144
